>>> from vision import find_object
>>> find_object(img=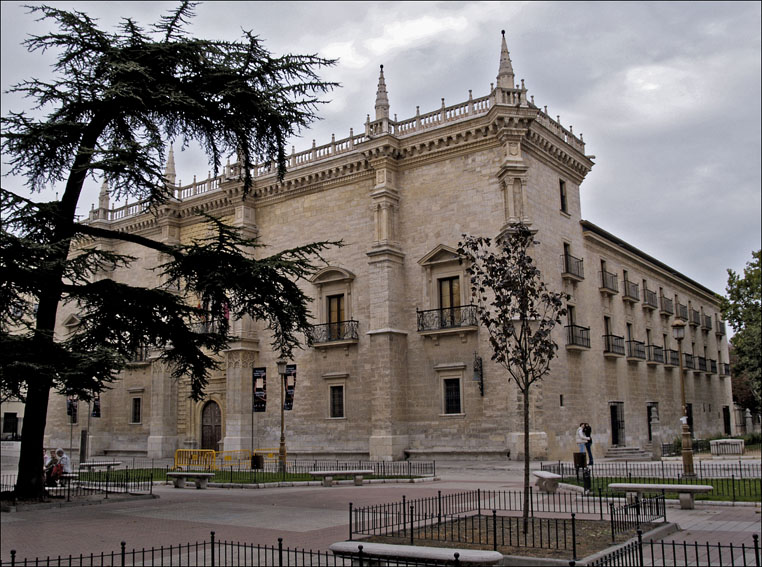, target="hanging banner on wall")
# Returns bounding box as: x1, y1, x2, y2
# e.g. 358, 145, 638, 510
252, 367, 267, 412
91, 396, 101, 418
284, 364, 297, 411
